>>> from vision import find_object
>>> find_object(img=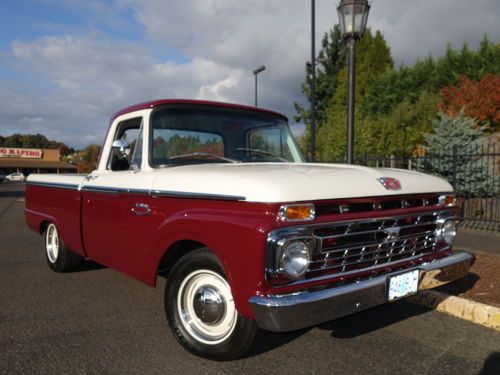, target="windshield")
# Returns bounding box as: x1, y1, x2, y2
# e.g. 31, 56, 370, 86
150, 106, 305, 166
